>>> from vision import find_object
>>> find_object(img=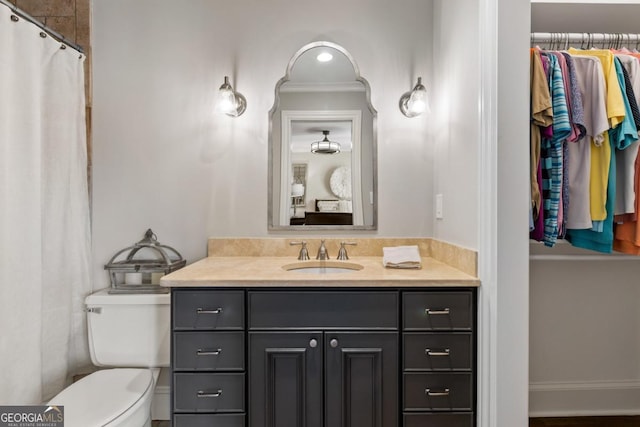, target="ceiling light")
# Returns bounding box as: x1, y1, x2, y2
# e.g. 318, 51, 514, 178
316, 52, 333, 62
311, 130, 341, 154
